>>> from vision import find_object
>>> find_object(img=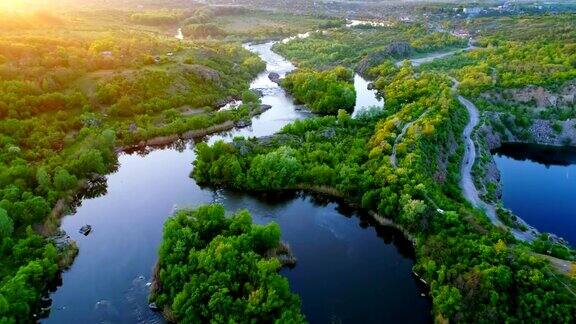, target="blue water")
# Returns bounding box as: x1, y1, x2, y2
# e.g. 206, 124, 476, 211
493, 144, 576, 245
44, 40, 429, 323
43, 147, 430, 323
